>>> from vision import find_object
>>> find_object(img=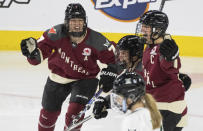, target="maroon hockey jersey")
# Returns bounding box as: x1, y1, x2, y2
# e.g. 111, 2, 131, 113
142, 44, 187, 126
27, 24, 116, 84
